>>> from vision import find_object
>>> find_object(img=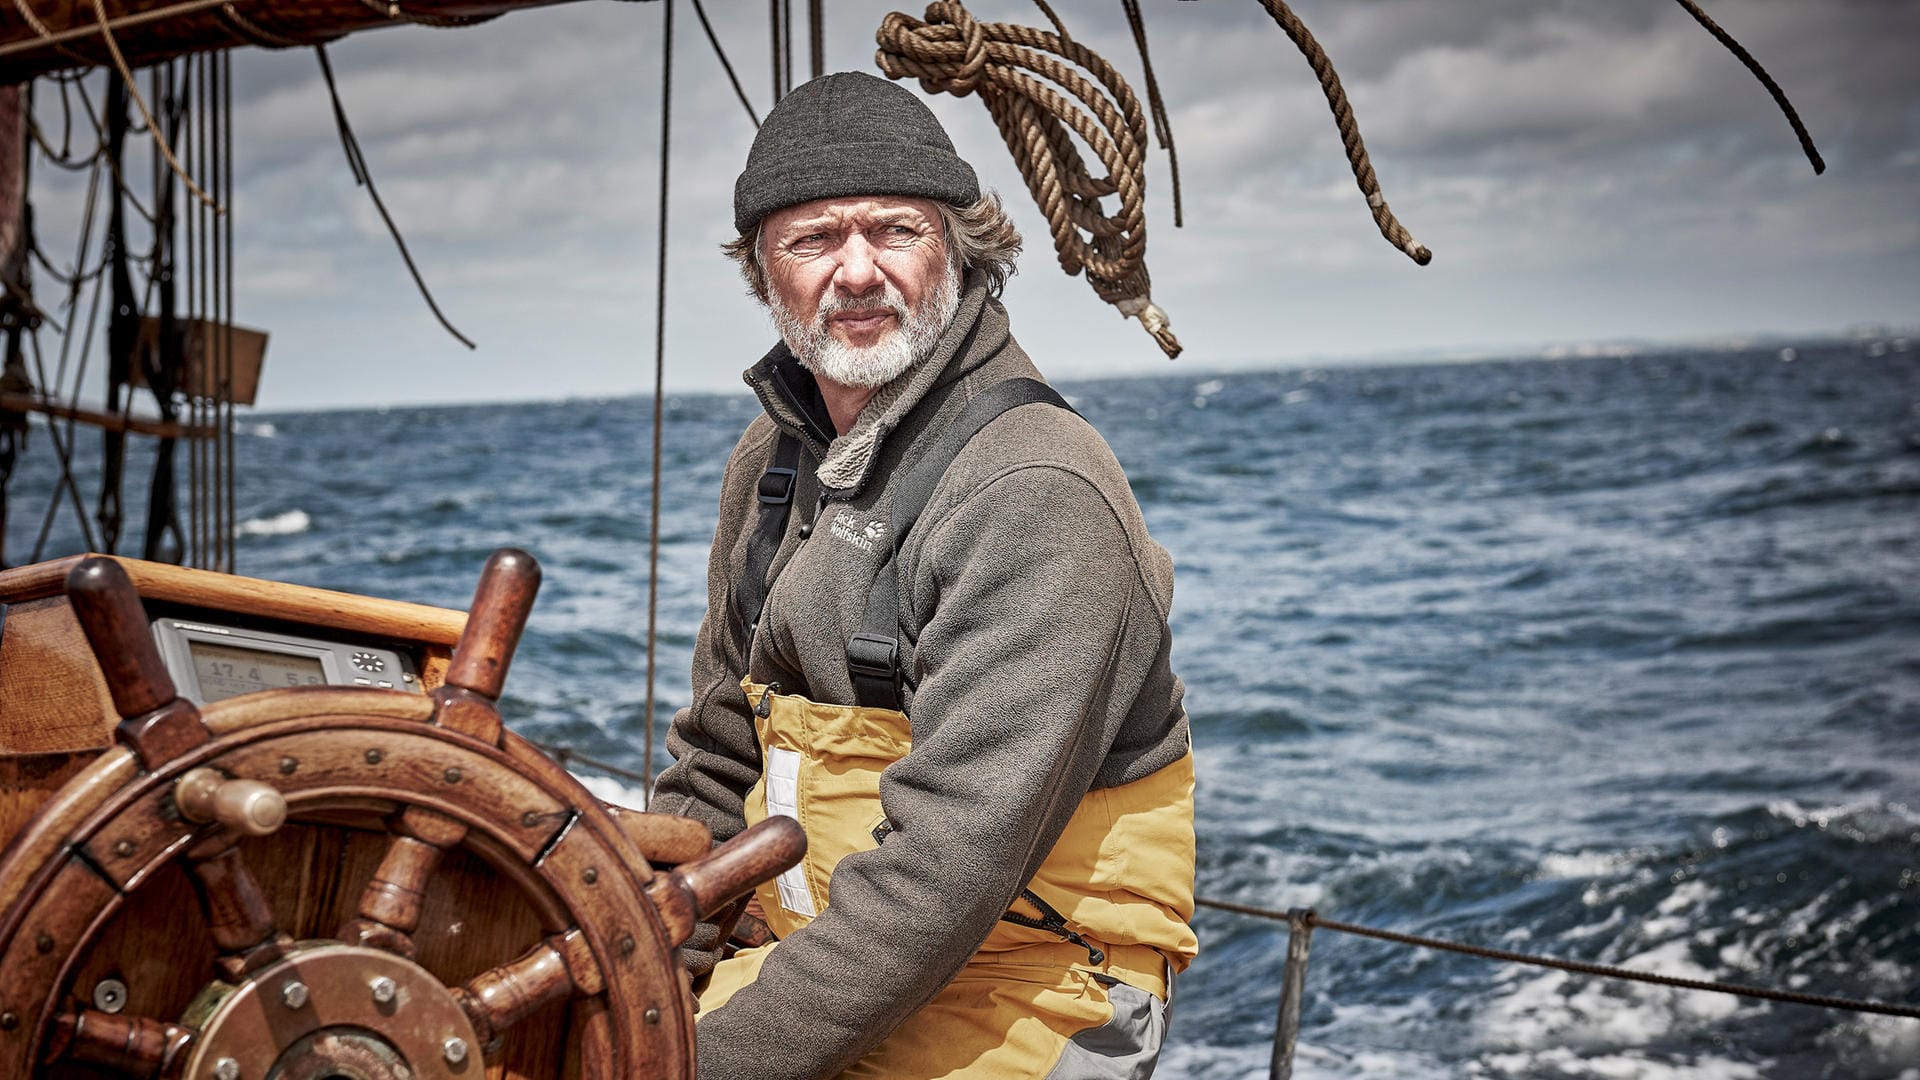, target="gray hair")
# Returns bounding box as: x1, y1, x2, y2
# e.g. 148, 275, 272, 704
722, 192, 1022, 303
